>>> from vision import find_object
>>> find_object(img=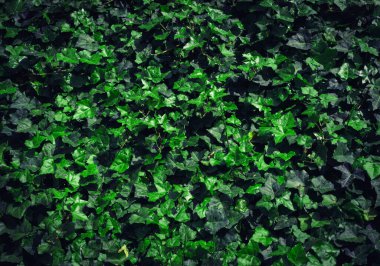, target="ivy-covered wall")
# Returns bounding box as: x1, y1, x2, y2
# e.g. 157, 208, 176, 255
0, 0, 379, 265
